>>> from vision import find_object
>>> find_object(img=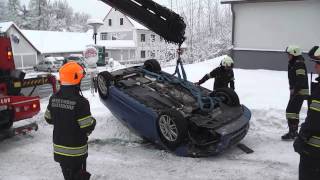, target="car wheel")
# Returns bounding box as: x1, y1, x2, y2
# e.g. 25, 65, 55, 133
144, 59, 161, 74
0, 110, 13, 130
97, 71, 113, 99
34, 67, 38, 71
214, 88, 240, 106
157, 109, 188, 149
